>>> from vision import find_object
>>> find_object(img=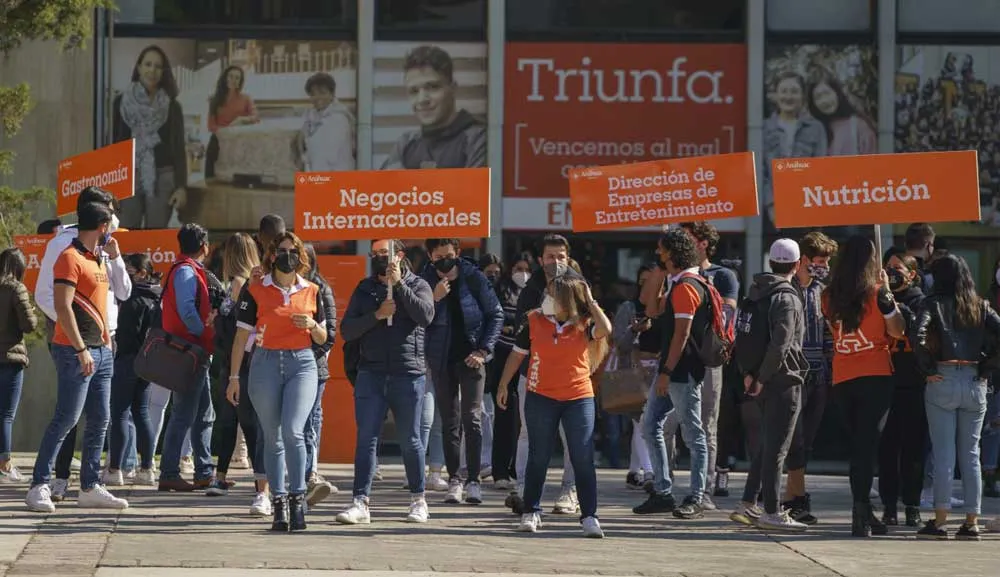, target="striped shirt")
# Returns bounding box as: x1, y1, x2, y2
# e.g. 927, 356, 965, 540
795, 276, 832, 374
